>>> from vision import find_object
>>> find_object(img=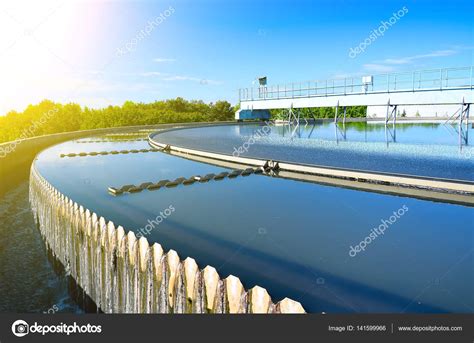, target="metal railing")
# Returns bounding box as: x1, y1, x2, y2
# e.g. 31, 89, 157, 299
239, 66, 474, 102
